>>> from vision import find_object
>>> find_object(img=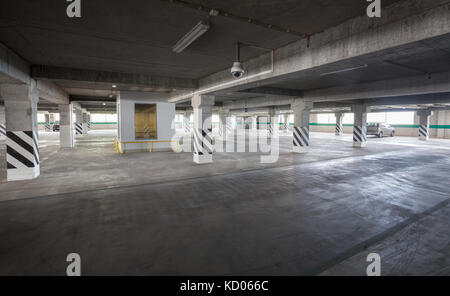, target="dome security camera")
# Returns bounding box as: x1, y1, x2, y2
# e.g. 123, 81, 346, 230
231, 62, 245, 79
231, 42, 245, 79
